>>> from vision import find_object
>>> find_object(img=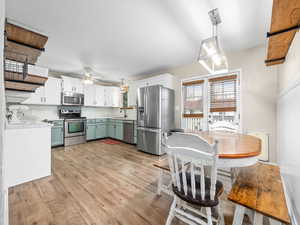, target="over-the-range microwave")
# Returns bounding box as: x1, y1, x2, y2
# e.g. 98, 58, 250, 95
61, 92, 84, 106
